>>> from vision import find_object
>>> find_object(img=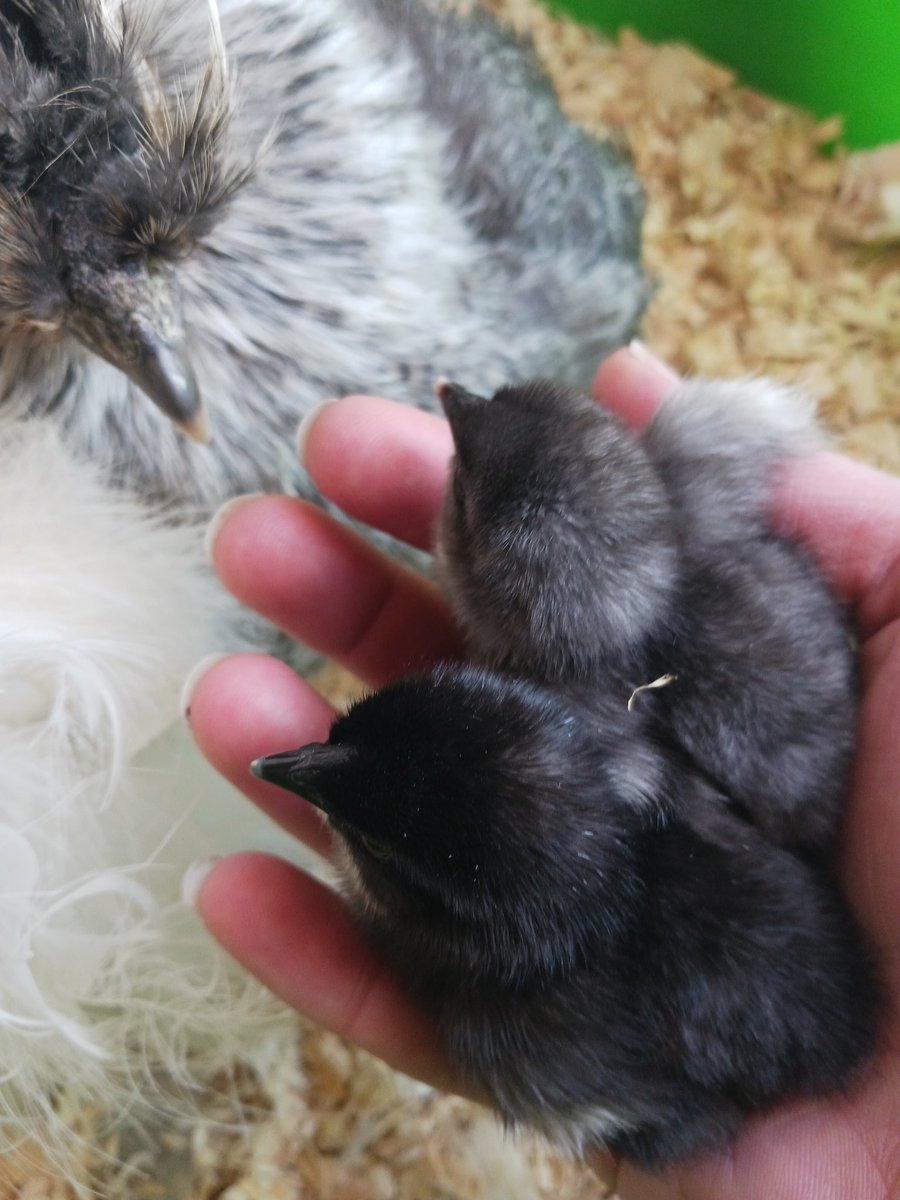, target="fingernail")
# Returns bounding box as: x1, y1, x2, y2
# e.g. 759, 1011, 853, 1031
627, 339, 681, 389
181, 857, 220, 909
296, 399, 338, 467
204, 493, 265, 563
628, 338, 663, 364
180, 652, 230, 719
